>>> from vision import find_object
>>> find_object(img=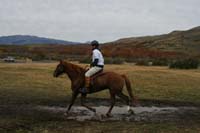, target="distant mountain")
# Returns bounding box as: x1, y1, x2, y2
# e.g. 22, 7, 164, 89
105, 26, 200, 56
0, 35, 81, 45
